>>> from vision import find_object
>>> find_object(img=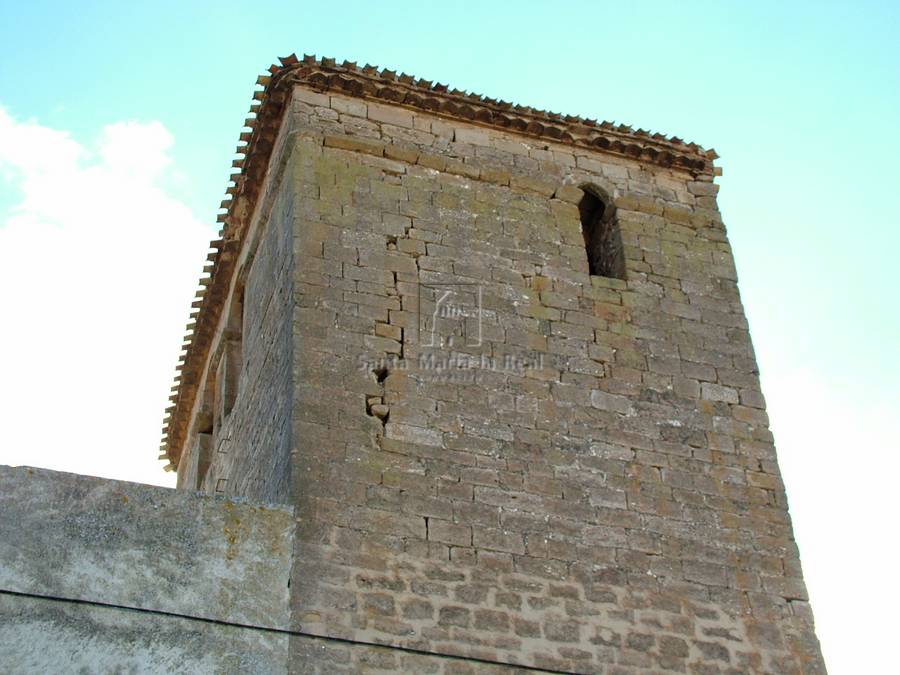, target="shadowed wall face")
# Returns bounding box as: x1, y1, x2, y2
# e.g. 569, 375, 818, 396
280, 87, 824, 673
177, 177, 295, 505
